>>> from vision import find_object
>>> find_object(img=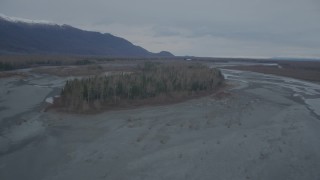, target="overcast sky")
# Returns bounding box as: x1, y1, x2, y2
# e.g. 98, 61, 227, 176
1, 0, 320, 58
